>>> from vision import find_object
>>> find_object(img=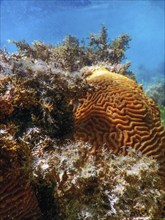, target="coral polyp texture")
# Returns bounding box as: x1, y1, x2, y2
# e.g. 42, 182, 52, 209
75, 67, 165, 180
0, 175, 41, 219
1, 26, 165, 218
0, 128, 42, 219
